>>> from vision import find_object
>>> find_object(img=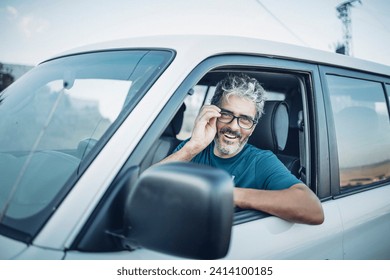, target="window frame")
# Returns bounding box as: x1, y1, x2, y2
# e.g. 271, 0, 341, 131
319, 65, 390, 198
